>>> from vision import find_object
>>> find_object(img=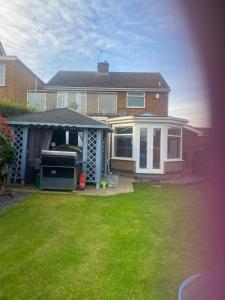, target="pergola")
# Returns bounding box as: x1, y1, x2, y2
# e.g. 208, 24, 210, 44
7, 108, 112, 188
